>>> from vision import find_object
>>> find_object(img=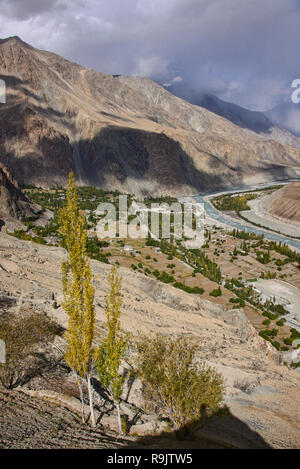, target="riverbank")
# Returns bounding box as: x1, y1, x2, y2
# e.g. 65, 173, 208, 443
196, 183, 300, 252
240, 191, 300, 239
